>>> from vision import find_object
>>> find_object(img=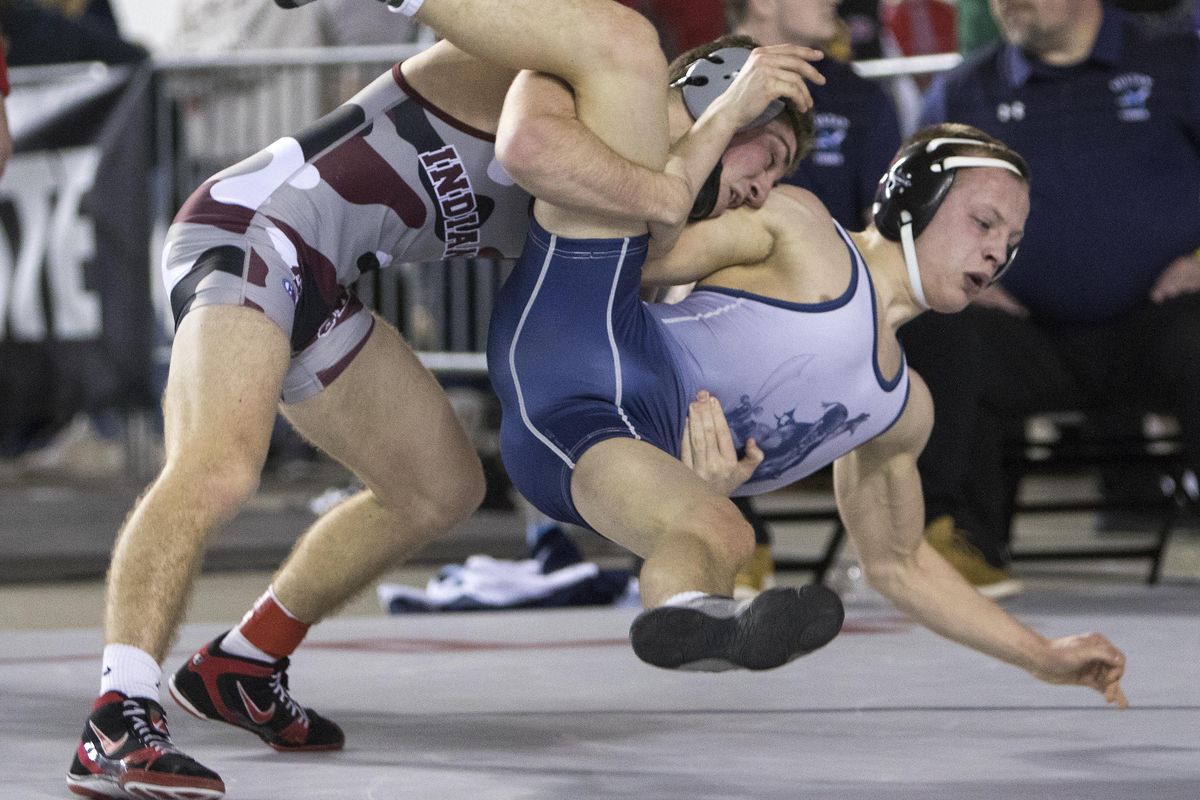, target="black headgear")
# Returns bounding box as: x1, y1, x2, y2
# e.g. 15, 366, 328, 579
872, 135, 1030, 282
873, 136, 1029, 240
